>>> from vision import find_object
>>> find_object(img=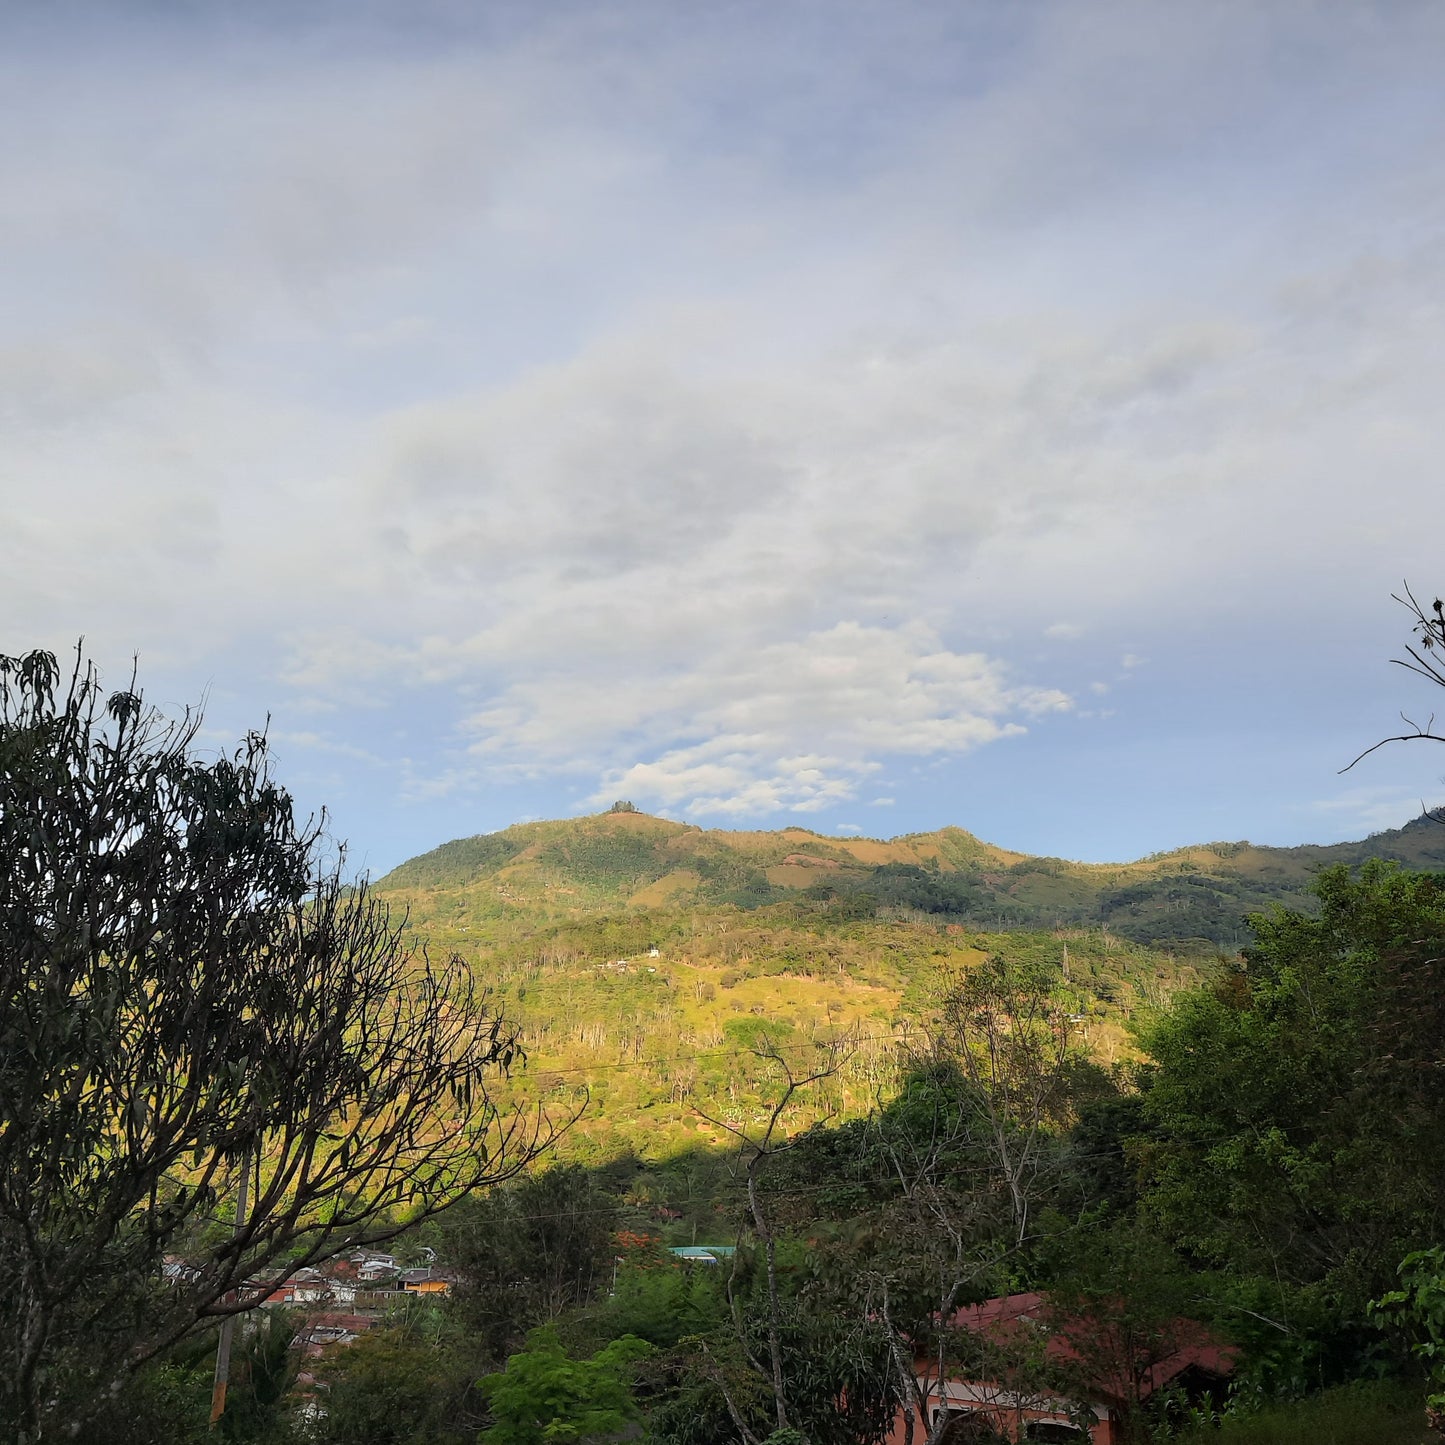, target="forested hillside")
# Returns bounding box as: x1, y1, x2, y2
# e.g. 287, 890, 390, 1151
376, 806, 1445, 949
371, 809, 1249, 1162
365, 807, 1445, 1164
